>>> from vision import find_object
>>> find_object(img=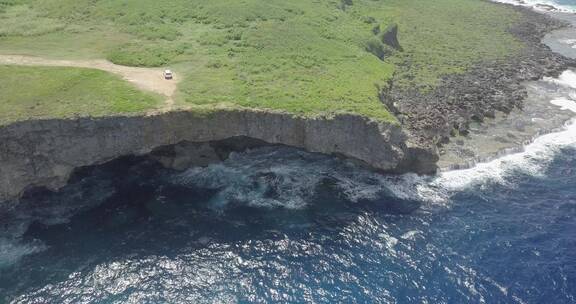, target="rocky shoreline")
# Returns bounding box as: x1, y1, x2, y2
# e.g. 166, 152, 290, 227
0, 4, 574, 204
387, 5, 576, 157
